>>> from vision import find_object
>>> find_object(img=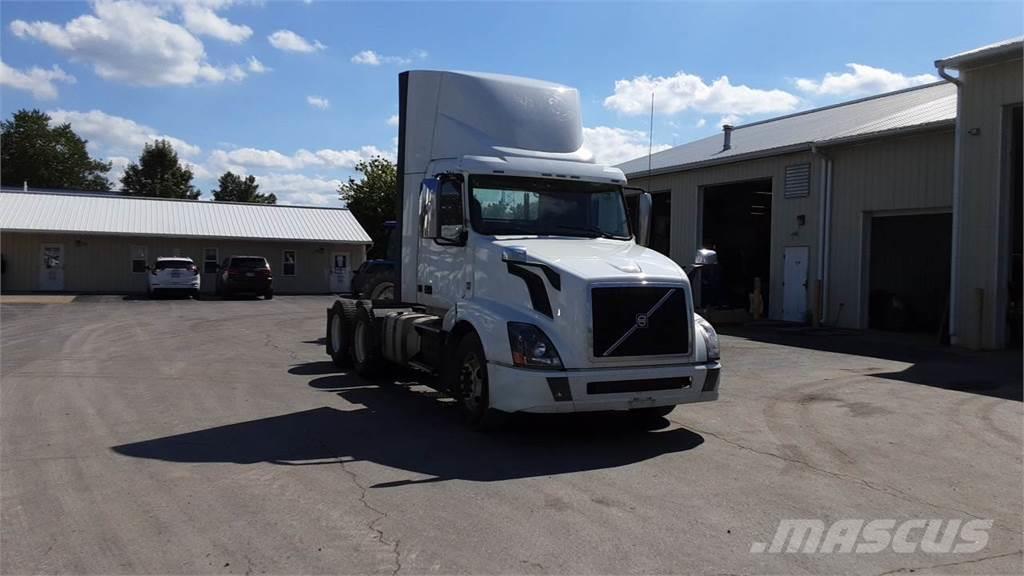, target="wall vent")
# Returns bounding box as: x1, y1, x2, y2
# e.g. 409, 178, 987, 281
784, 163, 811, 198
